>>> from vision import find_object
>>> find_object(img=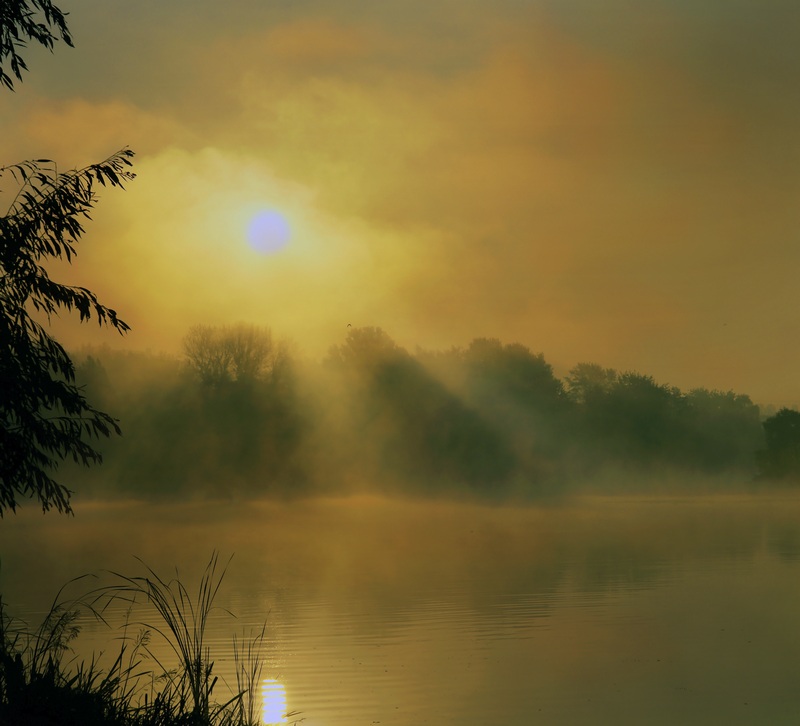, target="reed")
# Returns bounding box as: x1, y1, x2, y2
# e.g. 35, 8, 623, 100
232, 622, 268, 726
0, 553, 298, 726
0, 580, 140, 725
95, 552, 236, 725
